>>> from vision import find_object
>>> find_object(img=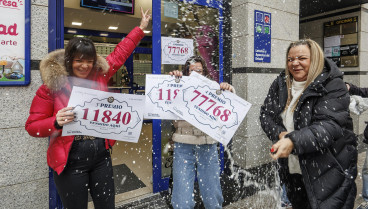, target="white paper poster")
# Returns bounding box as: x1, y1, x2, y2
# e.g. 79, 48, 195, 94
167, 72, 252, 145
164, 1, 178, 19
145, 74, 190, 120
161, 37, 194, 65
324, 47, 332, 57
62, 86, 145, 143
324, 35, 340, 47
